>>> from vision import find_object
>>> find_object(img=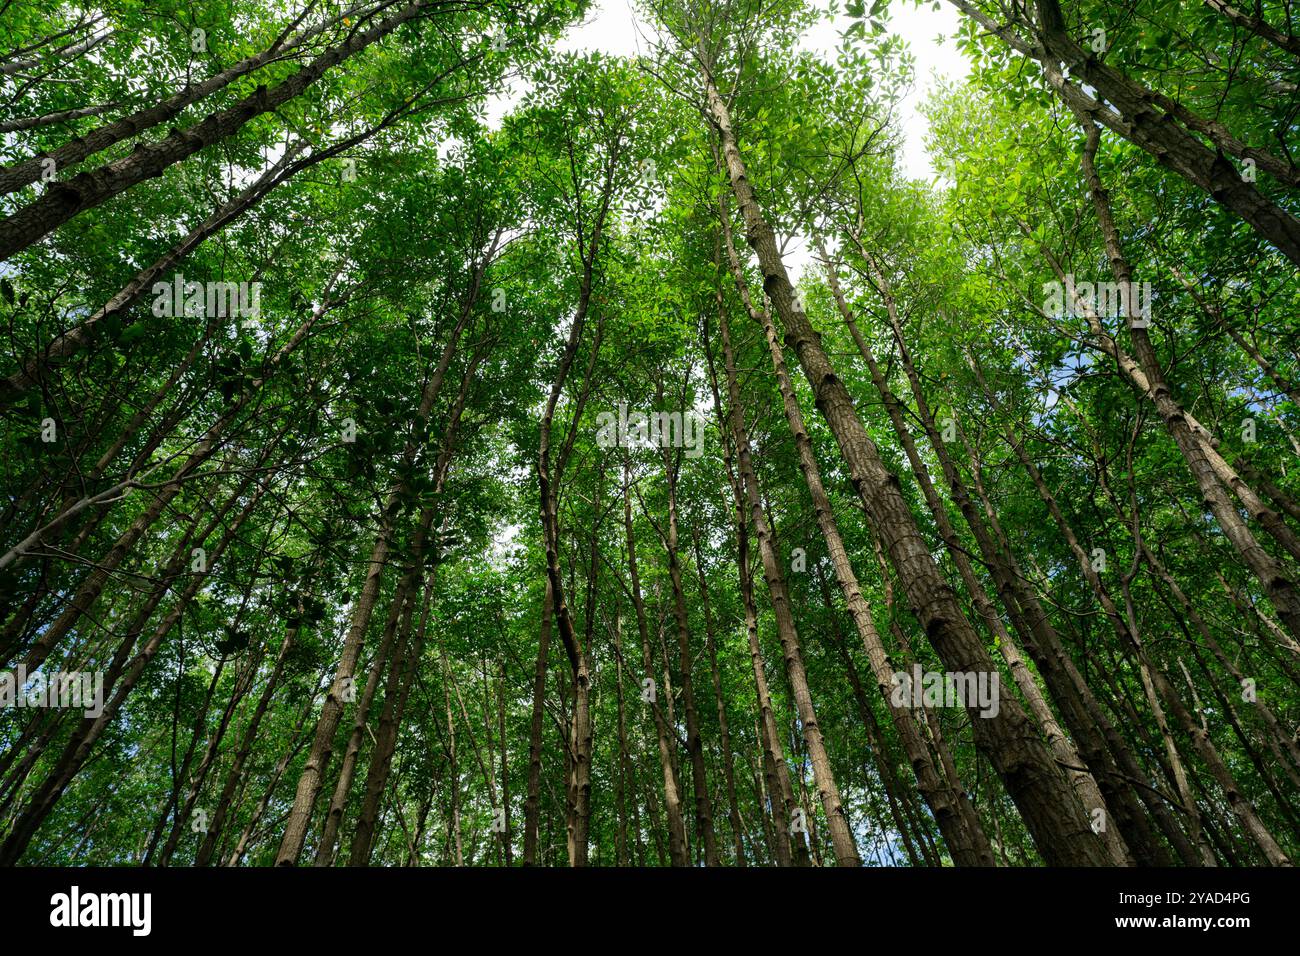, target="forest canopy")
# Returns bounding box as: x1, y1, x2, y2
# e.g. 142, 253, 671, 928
0, 0, 1297, 869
